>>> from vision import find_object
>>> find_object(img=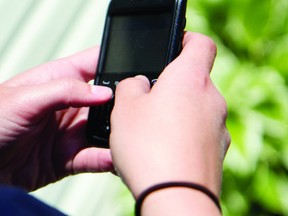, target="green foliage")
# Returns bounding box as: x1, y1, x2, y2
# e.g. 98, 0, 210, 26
186, 0, 288, 215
